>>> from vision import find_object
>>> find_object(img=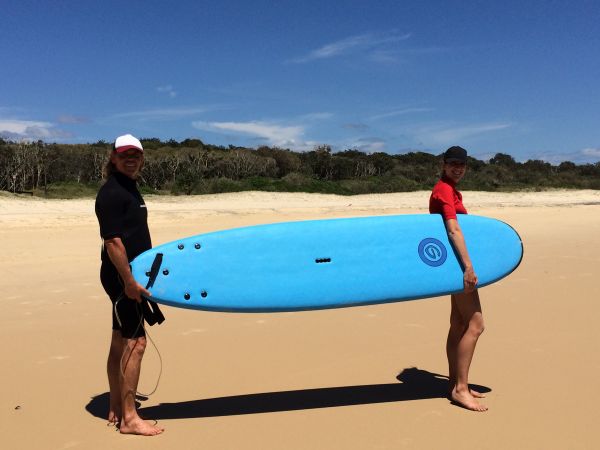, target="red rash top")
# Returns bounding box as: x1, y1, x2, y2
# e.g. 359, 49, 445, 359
429, 176, 468, 220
